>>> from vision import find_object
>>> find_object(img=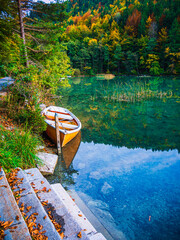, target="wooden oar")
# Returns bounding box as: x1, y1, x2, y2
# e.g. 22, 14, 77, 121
55, 113, 61, 155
